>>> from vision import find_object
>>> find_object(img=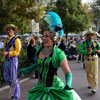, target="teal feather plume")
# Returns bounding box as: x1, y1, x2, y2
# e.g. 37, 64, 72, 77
44, 11, 64, 37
